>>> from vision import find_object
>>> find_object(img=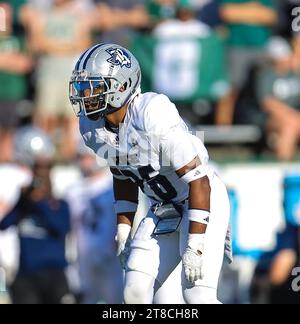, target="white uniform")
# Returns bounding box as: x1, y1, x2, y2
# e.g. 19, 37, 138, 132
80, 93, 230, 303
